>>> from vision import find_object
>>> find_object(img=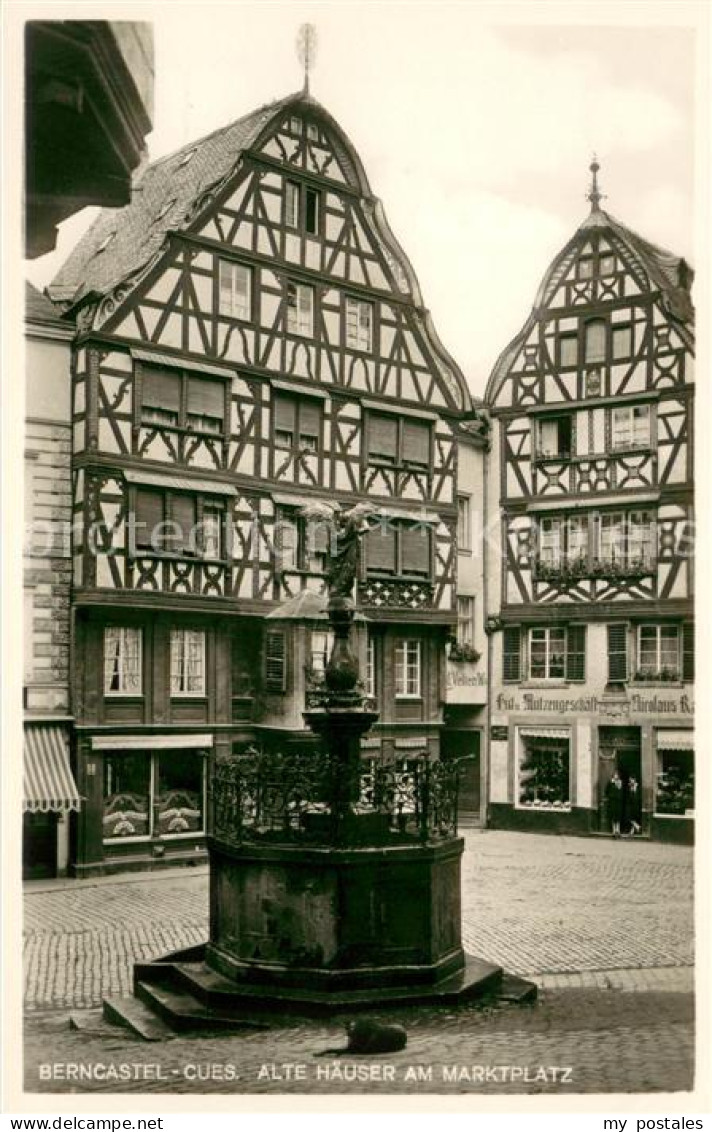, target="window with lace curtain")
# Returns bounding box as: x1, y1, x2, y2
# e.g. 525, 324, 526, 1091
170, 630, 206, 696
104, 628, 142, 695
